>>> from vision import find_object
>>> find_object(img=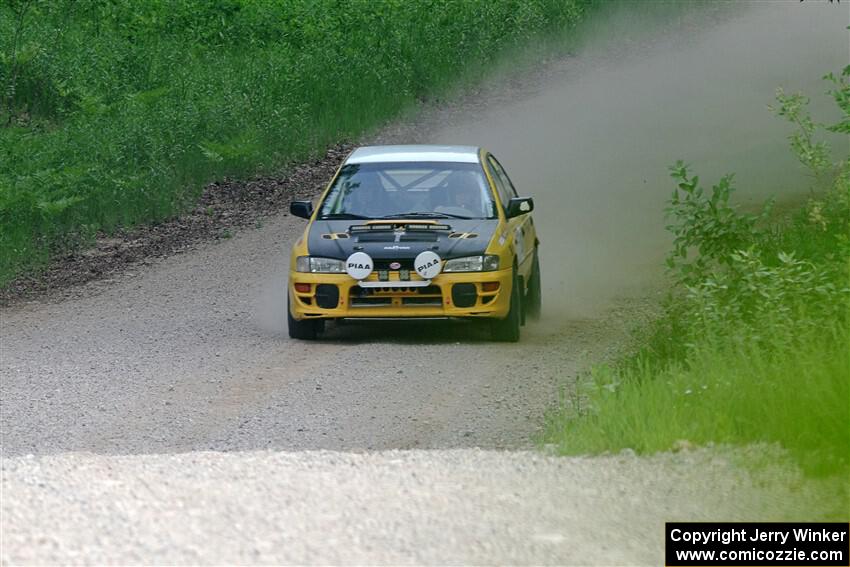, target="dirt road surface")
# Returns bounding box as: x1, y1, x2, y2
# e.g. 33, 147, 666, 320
1, 3, 846, 564
2, 450, 836, 565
